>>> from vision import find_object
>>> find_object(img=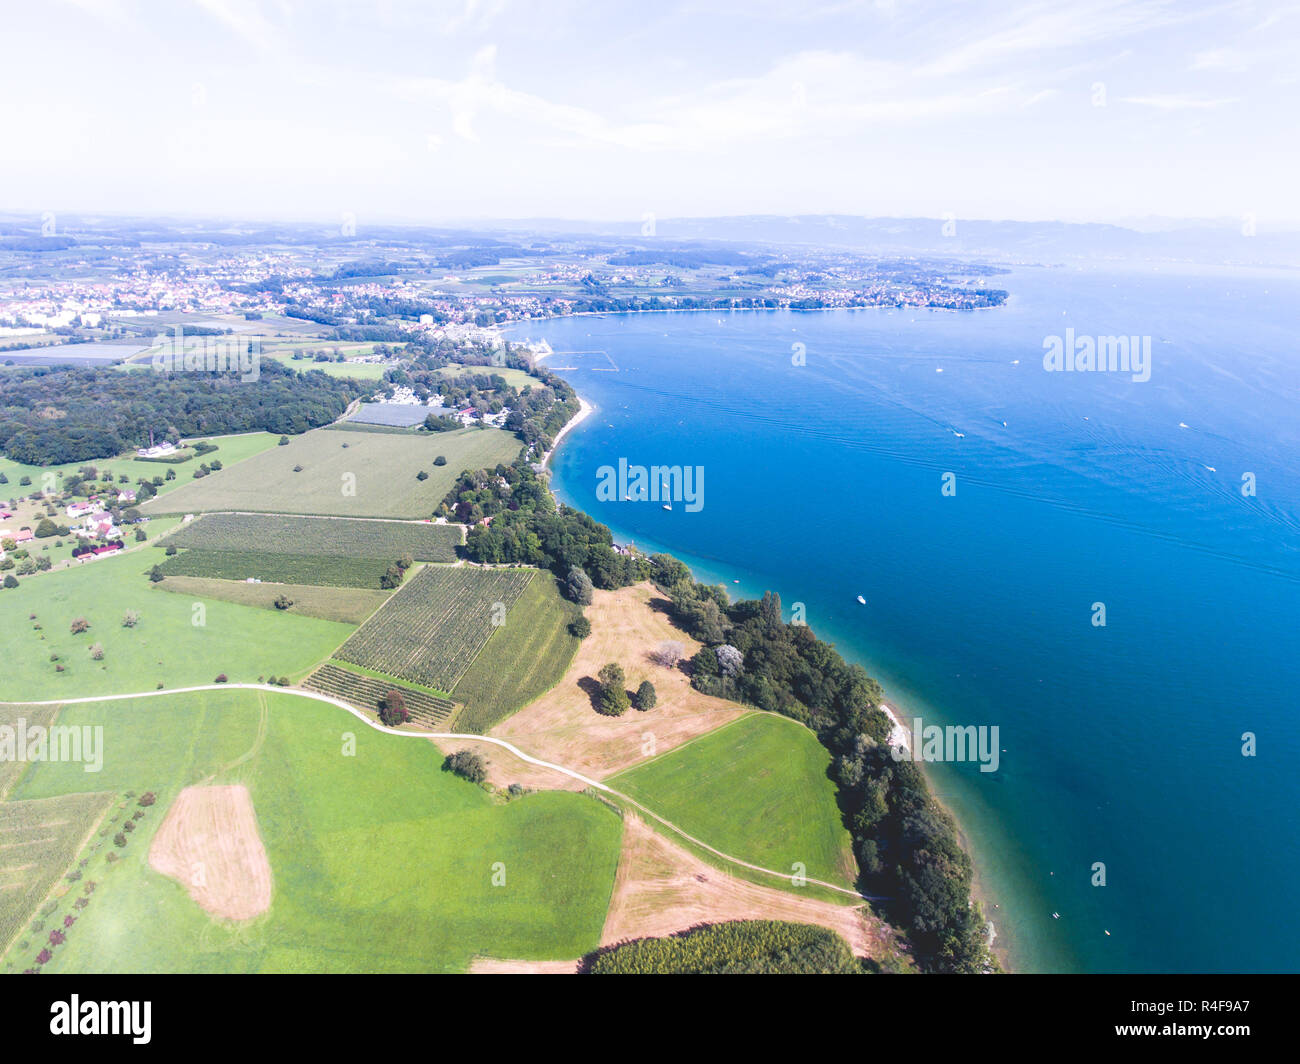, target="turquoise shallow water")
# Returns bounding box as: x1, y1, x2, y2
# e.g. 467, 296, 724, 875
508, 262, 1300, 973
